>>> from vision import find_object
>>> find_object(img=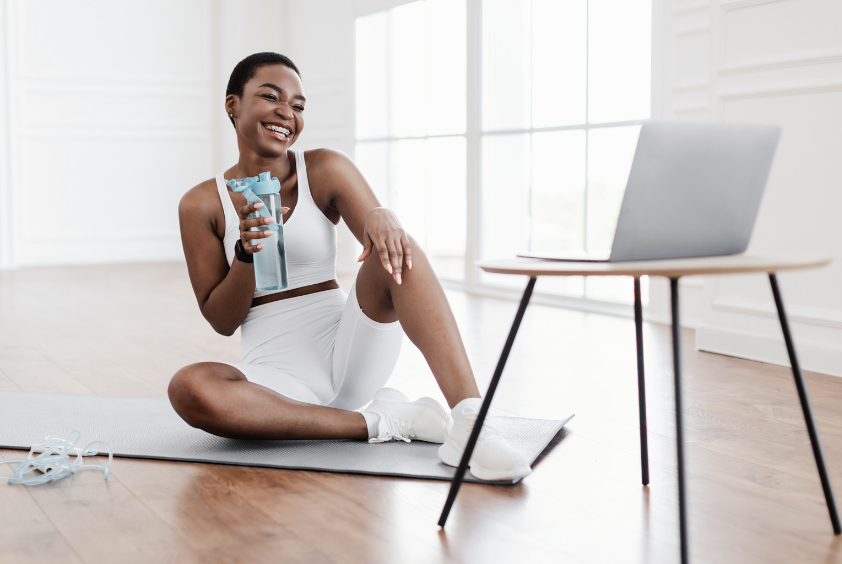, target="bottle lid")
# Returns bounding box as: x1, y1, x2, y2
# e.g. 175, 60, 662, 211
226, 172, 280, 195
252, 172, 281, 195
